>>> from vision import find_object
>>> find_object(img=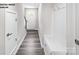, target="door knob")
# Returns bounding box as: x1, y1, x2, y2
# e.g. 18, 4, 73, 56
6, 33, 13, 37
